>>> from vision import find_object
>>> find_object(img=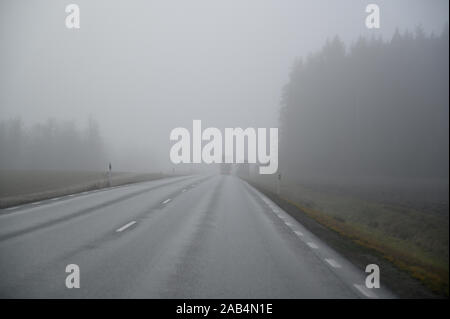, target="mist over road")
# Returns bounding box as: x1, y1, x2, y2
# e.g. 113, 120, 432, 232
0, 175, 393, 298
